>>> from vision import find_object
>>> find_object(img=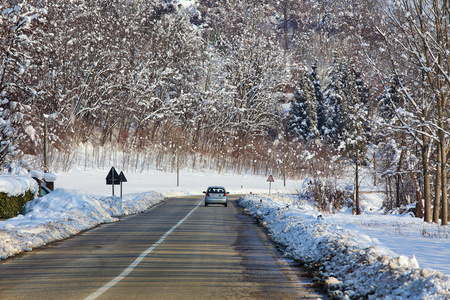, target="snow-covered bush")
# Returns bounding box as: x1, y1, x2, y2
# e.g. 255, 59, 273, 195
0, 175, 38, 218
0, 190, 35, 219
